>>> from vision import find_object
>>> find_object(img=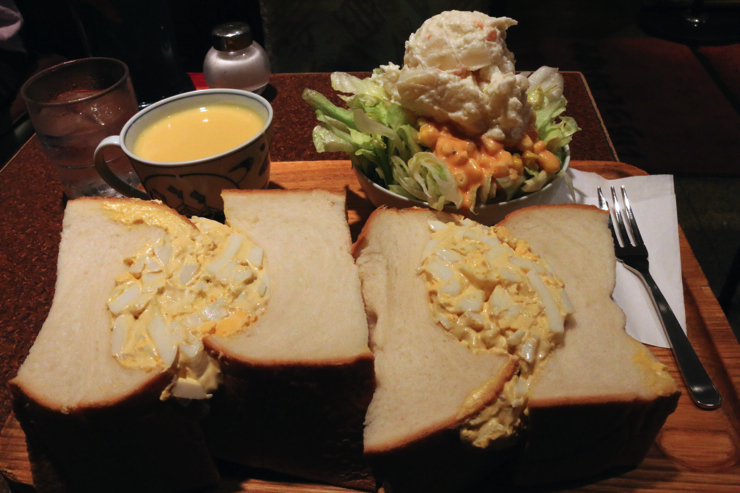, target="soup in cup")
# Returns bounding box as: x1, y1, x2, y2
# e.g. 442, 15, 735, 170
94, 88, 273, 217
